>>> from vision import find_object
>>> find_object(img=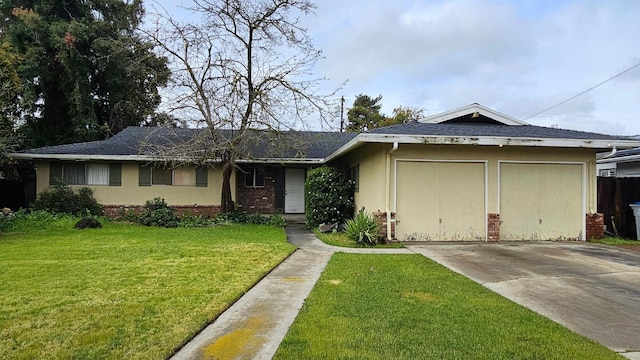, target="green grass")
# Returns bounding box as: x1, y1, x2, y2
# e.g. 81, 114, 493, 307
591, 237, 640, 245
313, 229, 404, 248
0, 218, 294, 359
274, 254, 621, 359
